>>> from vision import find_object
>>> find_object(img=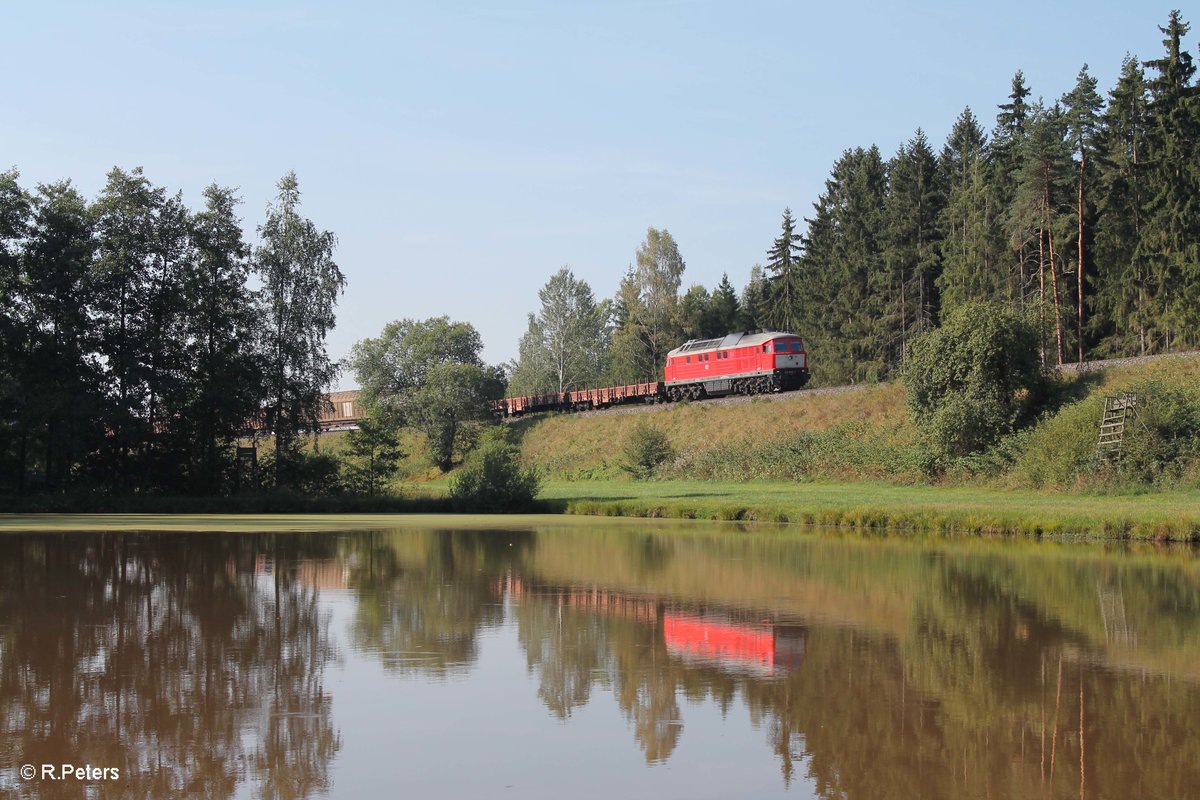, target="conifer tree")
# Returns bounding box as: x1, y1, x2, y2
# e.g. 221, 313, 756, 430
1062, 65, 1105, 362
0, 171, 32, 491
1093, 56, 1152, 354
884, 129, 943, 360
938, 109, 1005, 312
185, 185, 263, 493
1009, 103, 1075, 365
992, 72, 1034, 304
91, 167, 192, 487
738, 265, 769, 331
706, 273, 741, 336
763, 208, 803, 333
20, 181, 100, 490
1141, 11, 1199, 347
